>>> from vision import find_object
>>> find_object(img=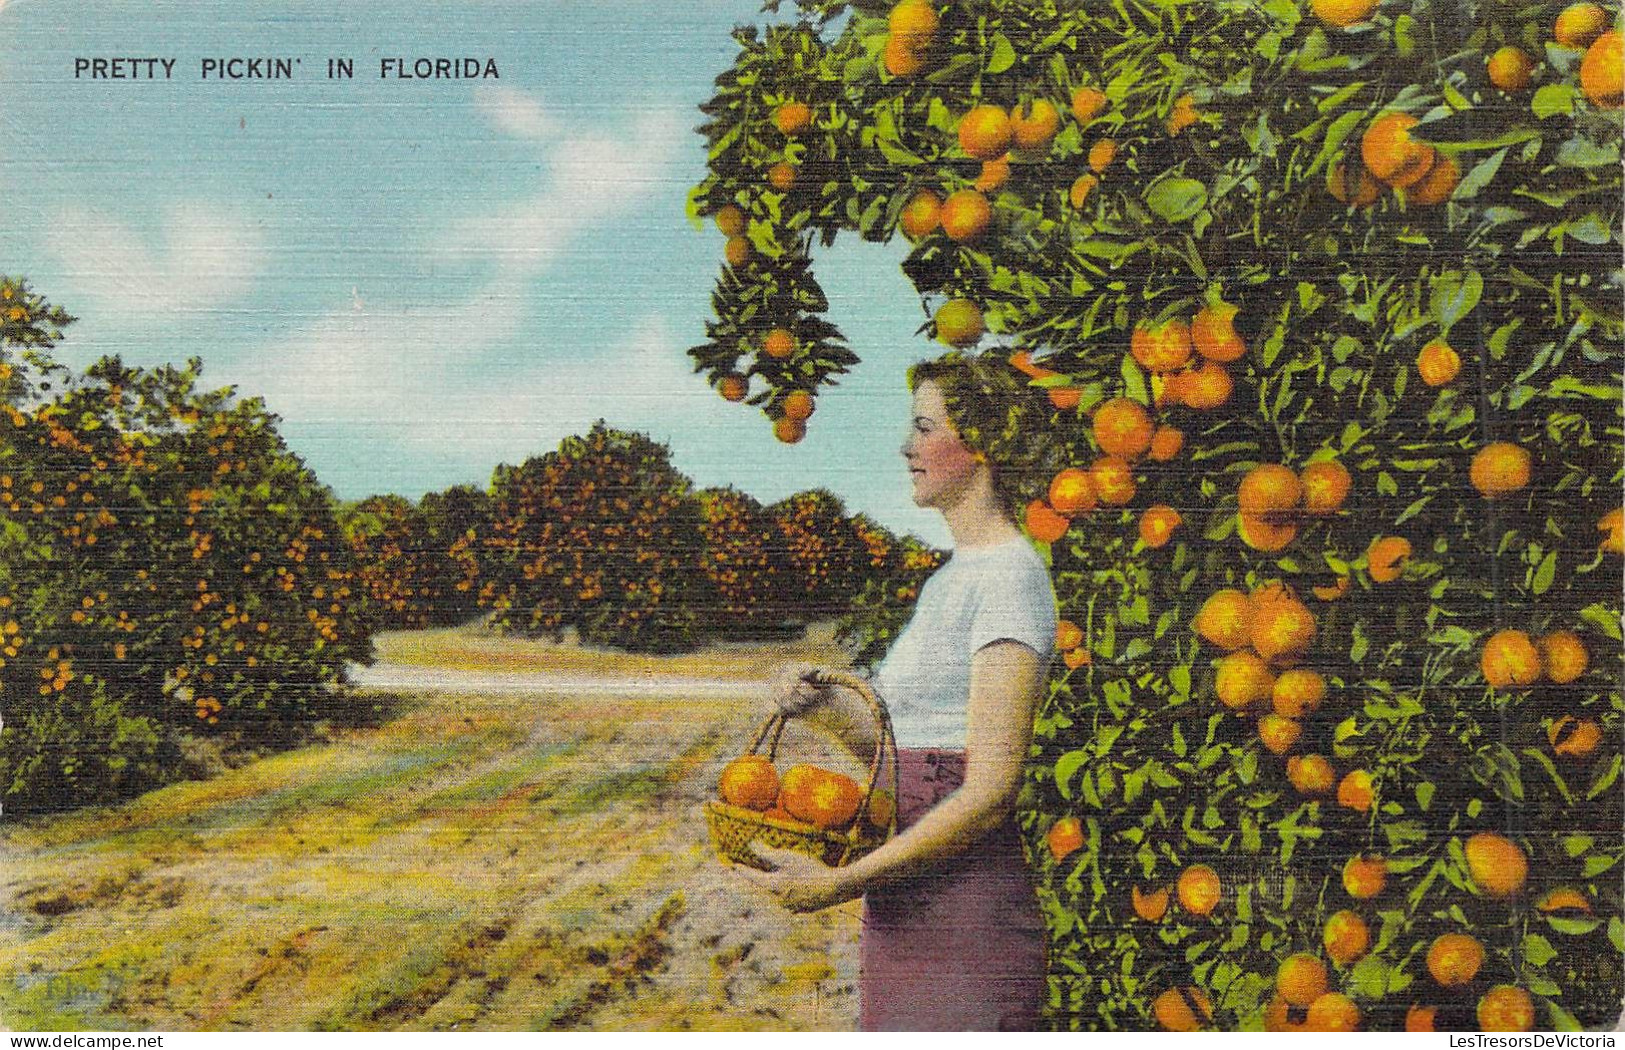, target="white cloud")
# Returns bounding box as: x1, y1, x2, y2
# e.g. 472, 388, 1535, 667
400, 313, 701, 459
240, 98, 691, 438
233, 270, 530, 421
439, 107, 687, 268
240, 310, 714, 493
44, 201, 264, 318
472, 84, 553, 141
